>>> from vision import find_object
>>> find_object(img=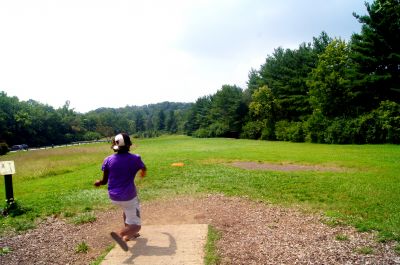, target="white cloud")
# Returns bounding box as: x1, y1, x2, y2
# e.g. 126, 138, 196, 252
0, 0, 368, 112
